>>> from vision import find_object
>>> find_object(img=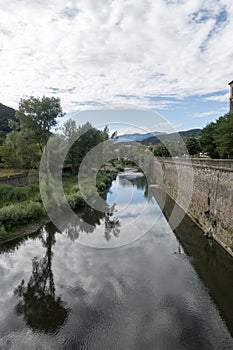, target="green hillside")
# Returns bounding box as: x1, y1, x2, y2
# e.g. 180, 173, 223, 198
141, 128, 201, 145
0, 103, 16, 143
